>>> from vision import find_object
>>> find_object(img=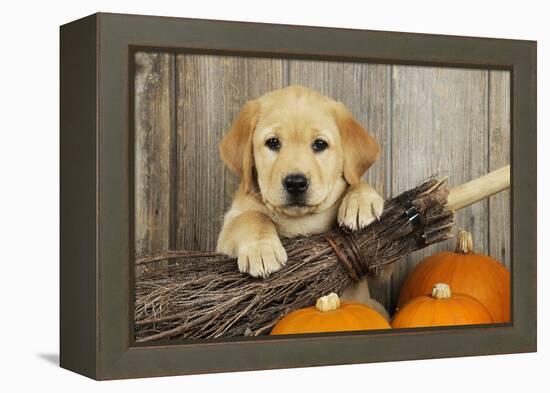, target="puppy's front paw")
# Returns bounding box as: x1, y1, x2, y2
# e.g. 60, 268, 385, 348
338, 186, 384, 231
237, 237, 288, 278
